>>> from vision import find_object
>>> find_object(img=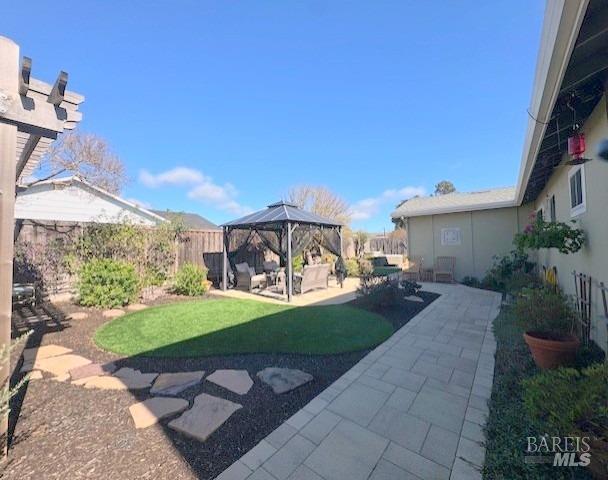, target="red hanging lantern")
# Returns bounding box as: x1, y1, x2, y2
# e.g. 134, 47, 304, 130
567, 132, 590, 165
